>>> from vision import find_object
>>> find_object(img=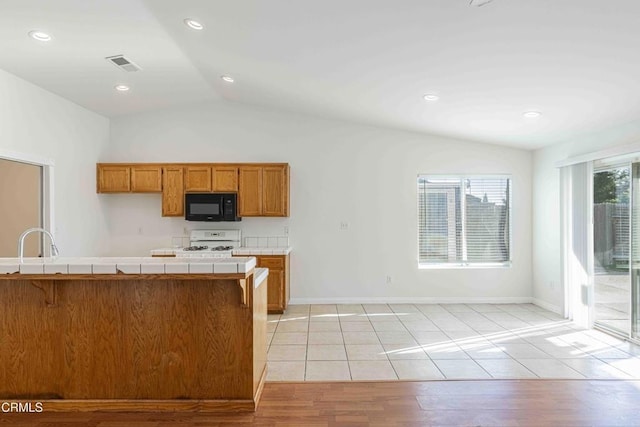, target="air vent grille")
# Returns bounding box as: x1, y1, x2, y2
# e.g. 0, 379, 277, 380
105, 55, 141, 72
469, 0, 494, 6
